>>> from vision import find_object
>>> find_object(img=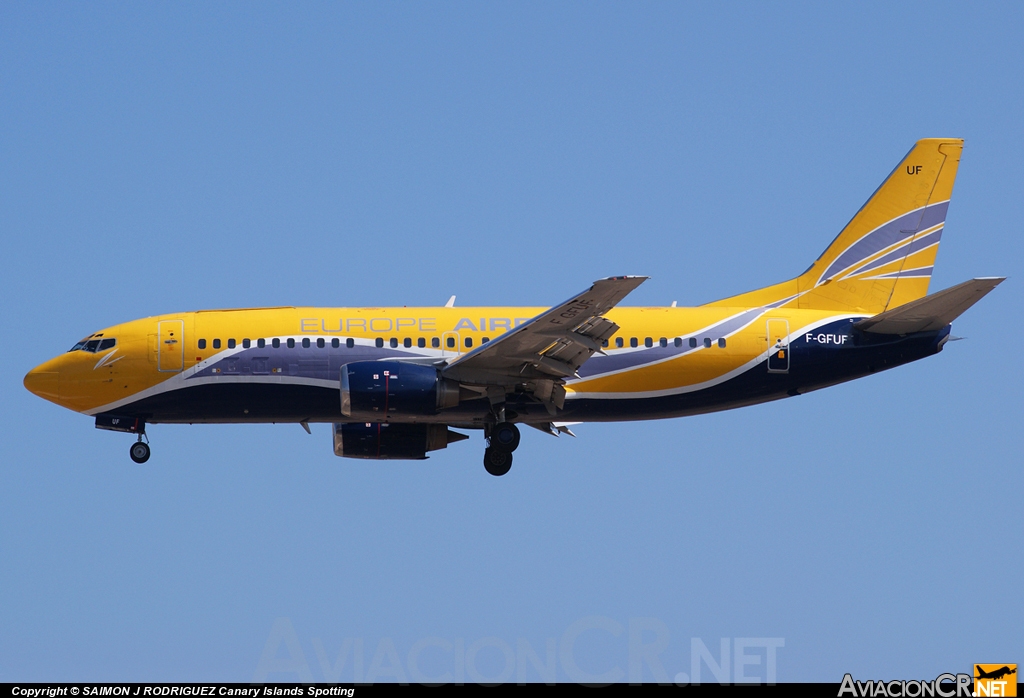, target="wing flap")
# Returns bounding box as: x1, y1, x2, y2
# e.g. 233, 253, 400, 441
854, 277, 1004, 335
